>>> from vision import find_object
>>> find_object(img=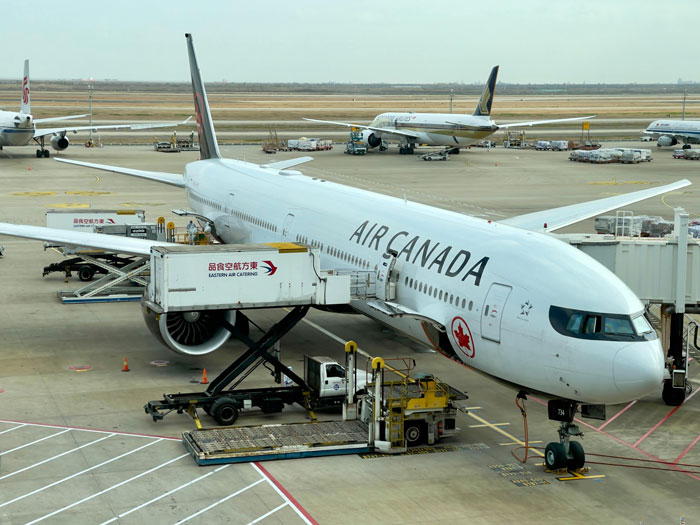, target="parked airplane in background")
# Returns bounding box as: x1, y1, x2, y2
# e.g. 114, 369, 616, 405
0, 34, 689, 471
643, 119, 700, 148
304, 66, 594, 154
0, 60, 189, 158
